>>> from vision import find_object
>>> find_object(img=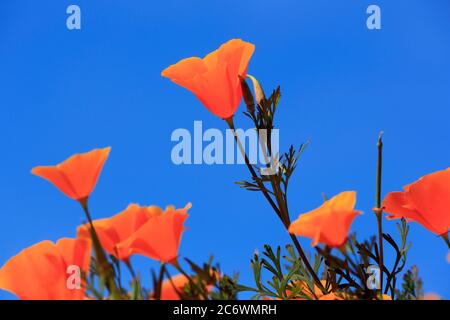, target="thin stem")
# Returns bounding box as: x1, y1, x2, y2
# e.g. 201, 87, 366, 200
442, 233, 450, 249
114, 259, 123, 292
153, 263, 166, 300
225, 117, 326, 294
289, 234, 325, 292
384, 254, 400, 296
80, 199, 104, 254
376, 133, 383, 209
265, 132, 290, 225
79, 198, 120, 299
172, 261, 209, 300
226, 117, 282, 219
80, 199, 109, 268
258, 130, 290, 226
374, 133, 384, 294
125, 259, 136, 279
